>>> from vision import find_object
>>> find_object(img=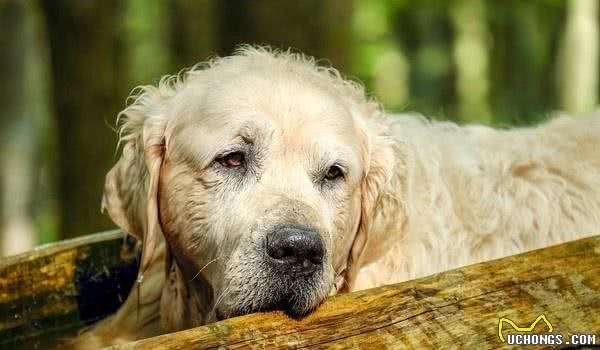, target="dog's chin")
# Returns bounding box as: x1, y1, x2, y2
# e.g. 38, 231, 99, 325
215, 284, 326, 321
215, 300, 319, 322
